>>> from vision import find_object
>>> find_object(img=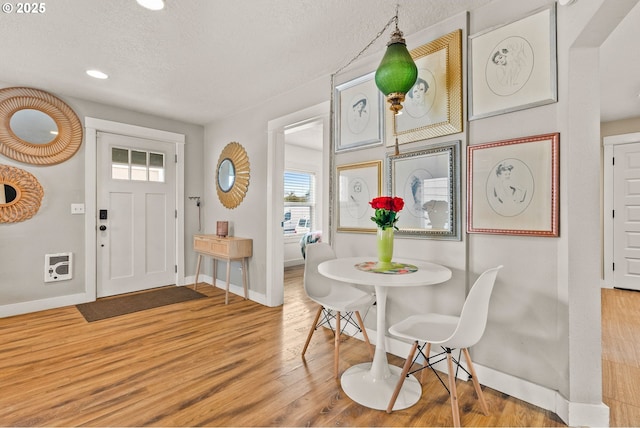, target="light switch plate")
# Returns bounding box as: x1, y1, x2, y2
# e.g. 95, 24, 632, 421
71, 203, 85, 214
